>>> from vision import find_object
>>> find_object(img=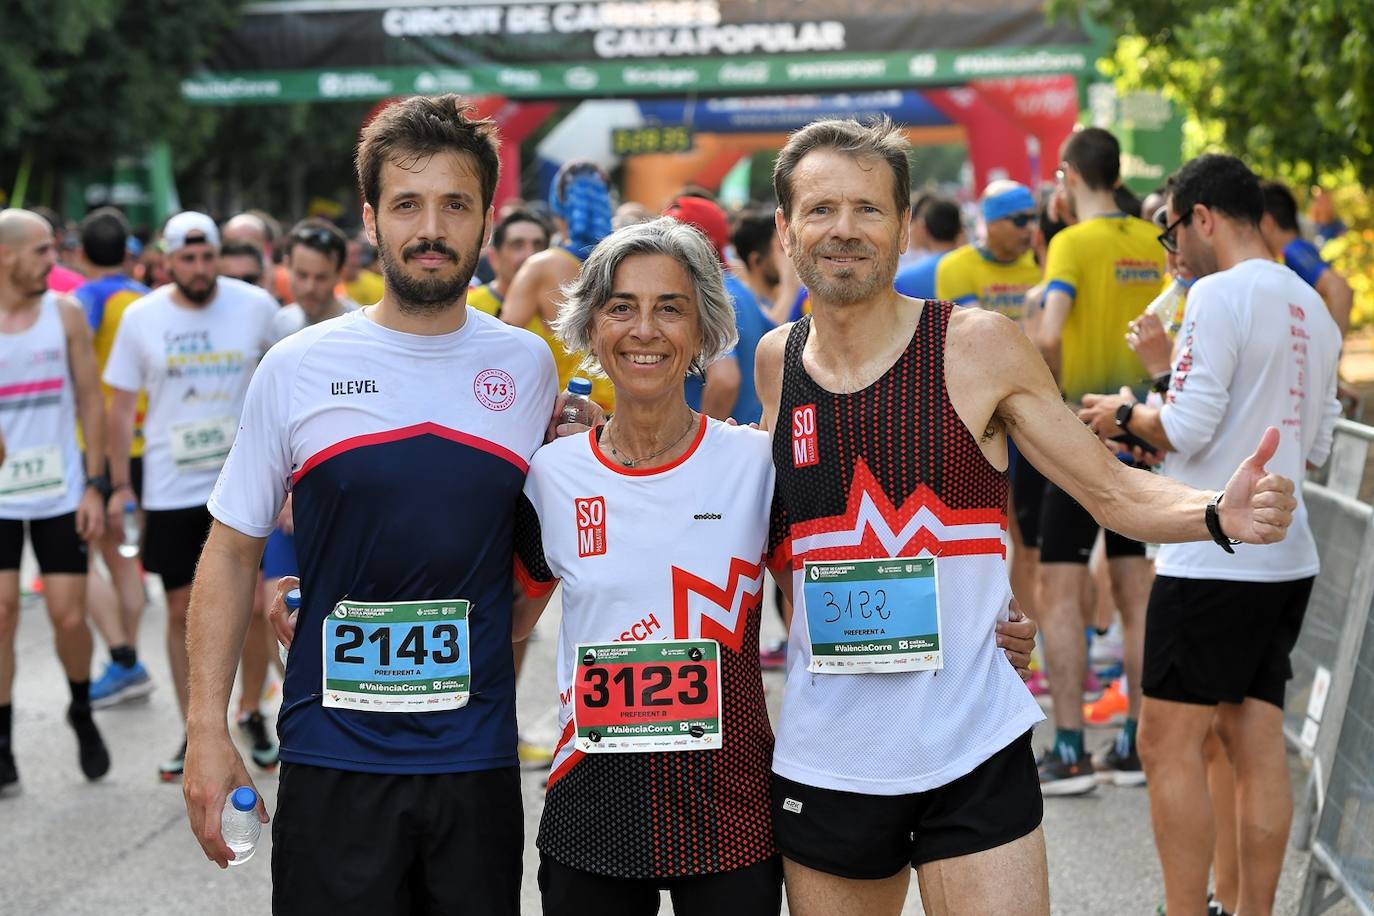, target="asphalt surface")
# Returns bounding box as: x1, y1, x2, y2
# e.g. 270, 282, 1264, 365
0, 578, 1351, 915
